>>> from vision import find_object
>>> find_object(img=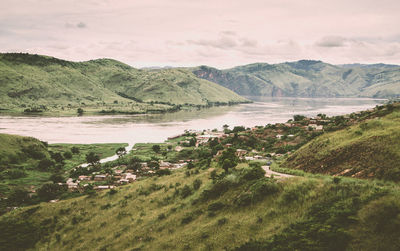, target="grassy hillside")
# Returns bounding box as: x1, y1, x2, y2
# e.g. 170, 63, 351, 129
0, 53, 247, 115
0, 133, 127, 210
192, 60, 400, 98
1, 163, 400, 250
282, 108, 400, 181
